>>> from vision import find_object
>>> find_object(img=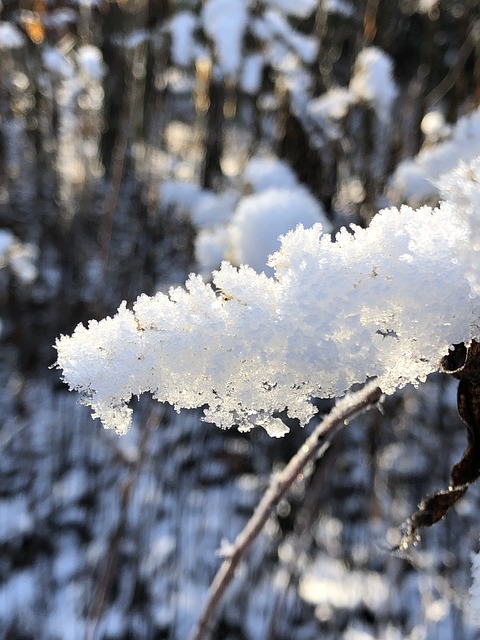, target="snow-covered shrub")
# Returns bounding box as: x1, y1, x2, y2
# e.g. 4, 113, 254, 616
56, 157, 480, 437
226, 186, 327, 274
165, 0, 318, 91
161, 154, 329, 276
